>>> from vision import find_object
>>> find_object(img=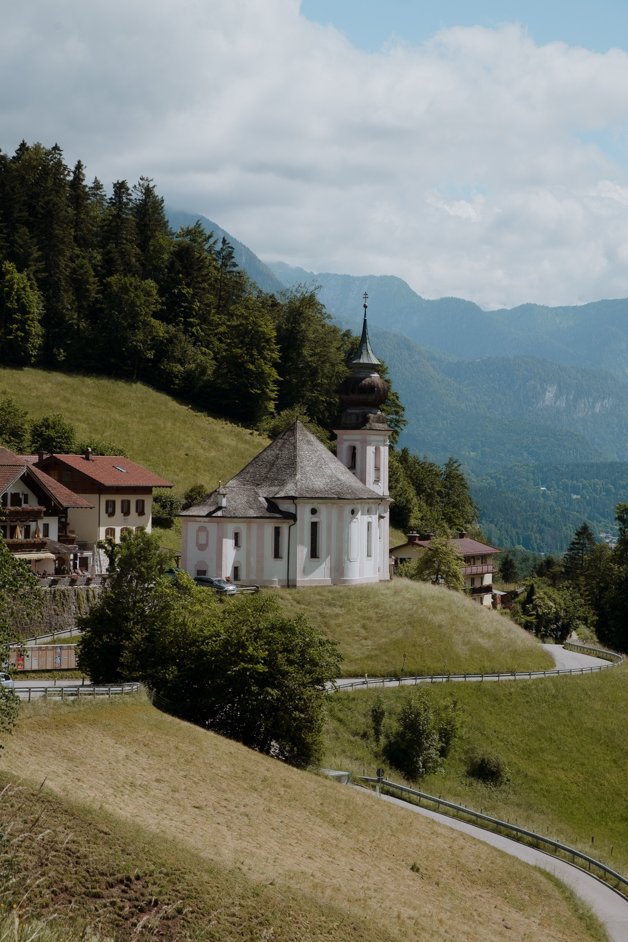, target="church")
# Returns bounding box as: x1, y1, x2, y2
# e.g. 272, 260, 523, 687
179, 299, 392, 587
